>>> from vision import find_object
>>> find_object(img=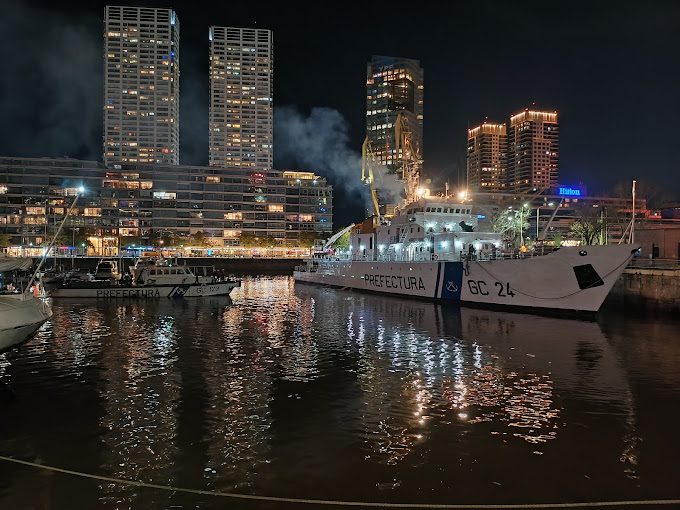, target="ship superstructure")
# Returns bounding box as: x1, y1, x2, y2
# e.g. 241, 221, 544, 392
350, 198, 501, 263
